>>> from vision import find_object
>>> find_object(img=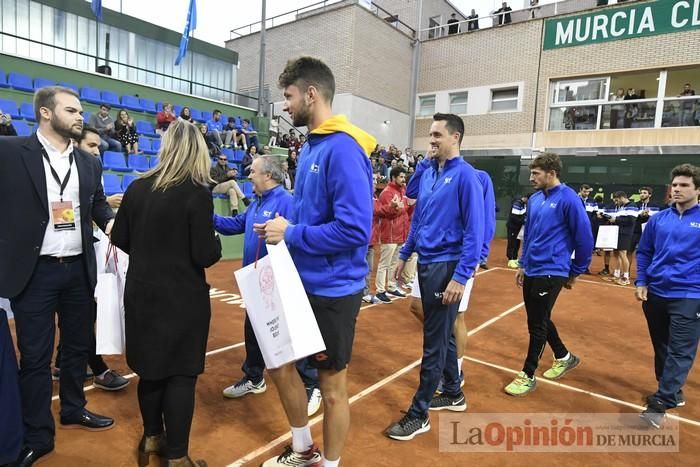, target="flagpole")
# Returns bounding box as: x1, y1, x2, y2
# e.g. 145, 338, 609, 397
257, 0, 267, 116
